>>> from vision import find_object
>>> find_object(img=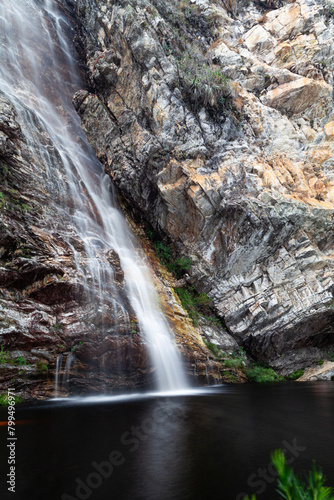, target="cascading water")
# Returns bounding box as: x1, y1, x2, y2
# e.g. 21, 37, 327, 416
54, 355, 63, 398
62, 353, 74, 391
0, 0, 187, 391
